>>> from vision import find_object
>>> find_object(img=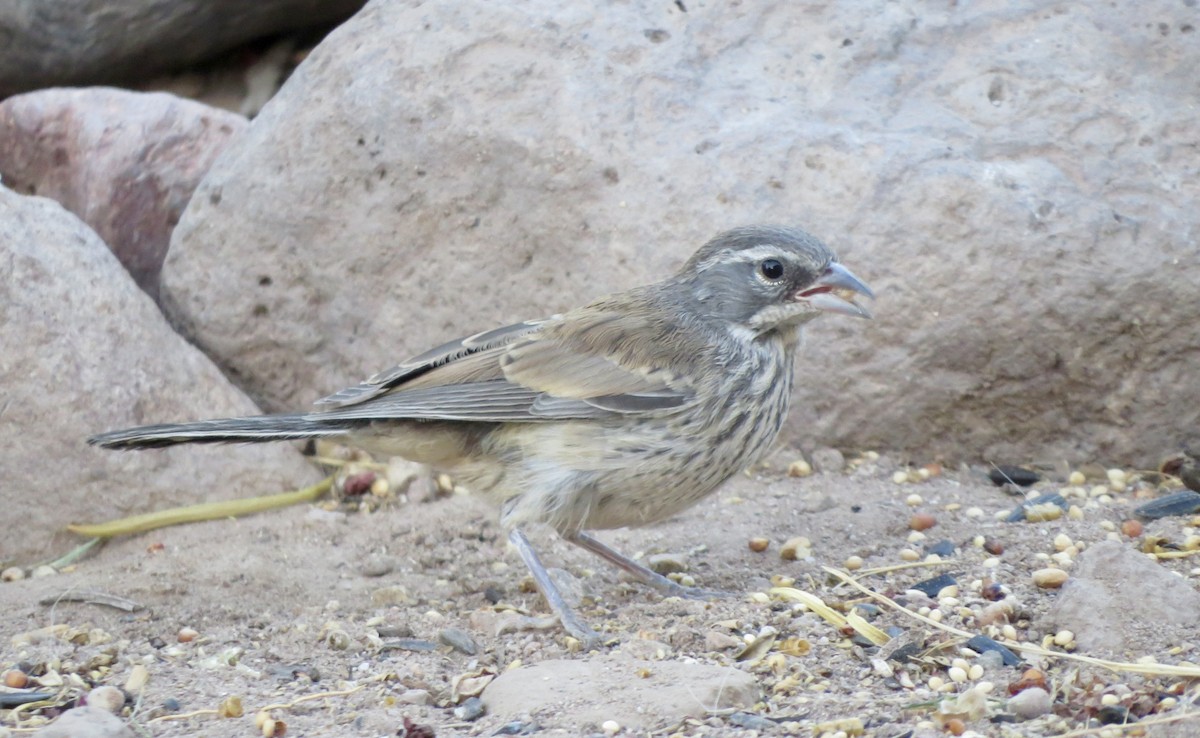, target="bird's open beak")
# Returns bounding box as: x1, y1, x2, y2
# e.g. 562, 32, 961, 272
794, 262, 875, 319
